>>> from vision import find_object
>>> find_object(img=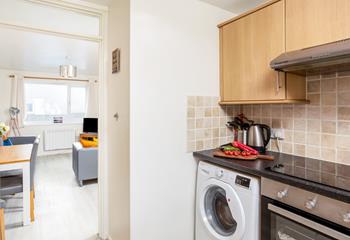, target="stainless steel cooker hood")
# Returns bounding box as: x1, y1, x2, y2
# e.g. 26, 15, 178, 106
270, 38, 350, 75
